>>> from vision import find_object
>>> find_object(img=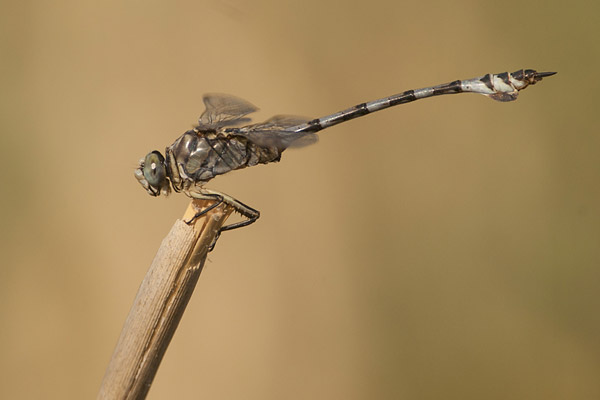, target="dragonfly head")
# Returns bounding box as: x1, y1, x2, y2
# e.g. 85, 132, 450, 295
134, 150, 171, 197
